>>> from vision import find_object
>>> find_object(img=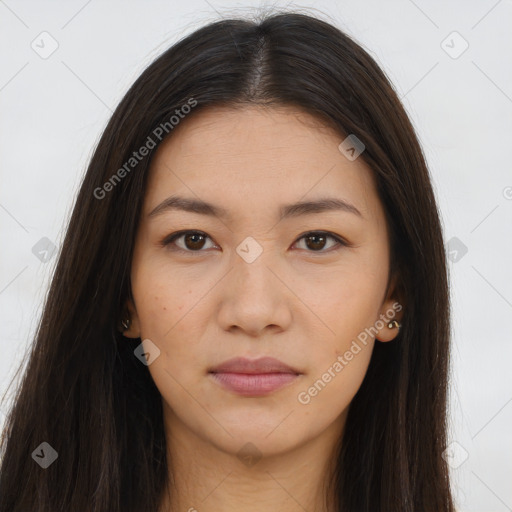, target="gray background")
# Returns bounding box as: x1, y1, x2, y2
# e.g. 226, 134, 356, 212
1, 1, 511, 510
